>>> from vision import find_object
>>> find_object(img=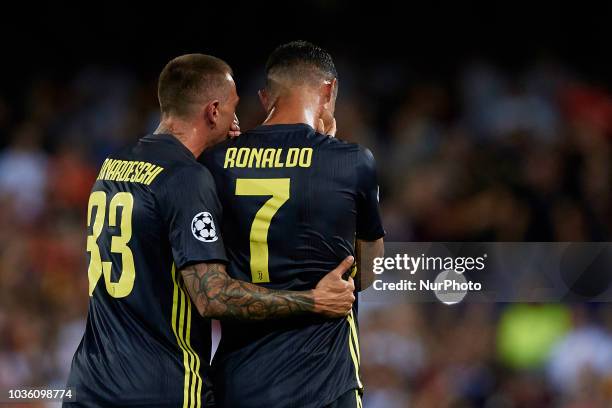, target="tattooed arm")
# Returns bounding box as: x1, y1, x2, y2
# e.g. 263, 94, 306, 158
180, 257, 355, 320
